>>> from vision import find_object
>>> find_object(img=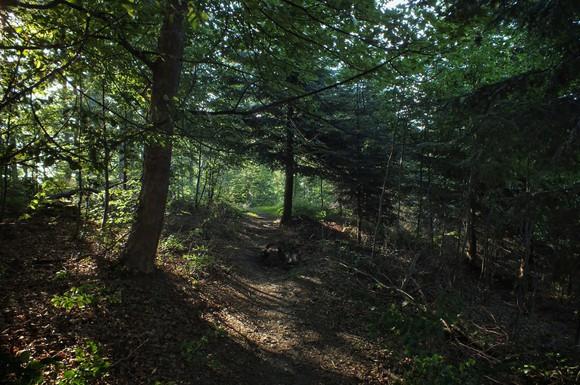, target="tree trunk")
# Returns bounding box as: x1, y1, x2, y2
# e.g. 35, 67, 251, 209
415, 157, 423, 238
371, 127, 397, 256
1, 164, 7, 221
194, 144, 202, 208
1, 111, 13, 220
281, 105, 294, 226
575, 309, 580, 347
468, 194, 477, 260
75, 78, 84, 237
121, 0, 187, 273
319, 176, 324, 210
356, 187, 363, 244
101, 80, 110, 231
